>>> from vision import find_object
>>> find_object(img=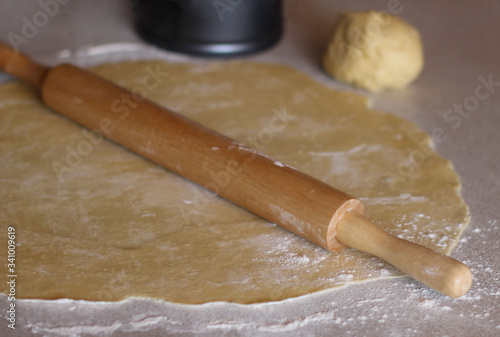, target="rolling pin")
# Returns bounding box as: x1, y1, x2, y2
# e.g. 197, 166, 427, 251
0, 42, 472, 298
